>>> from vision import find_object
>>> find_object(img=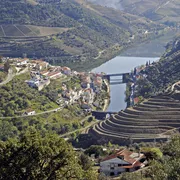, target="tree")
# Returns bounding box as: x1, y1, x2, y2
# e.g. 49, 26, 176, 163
120, 172, 143, 180
0, 56, 2, 63
85, 145, 106, 158
0, 129, 95, 180
0, 120, 18, 141
141, 147, 163, 160
4, 60, 10, 72
79, 153, 92, 171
